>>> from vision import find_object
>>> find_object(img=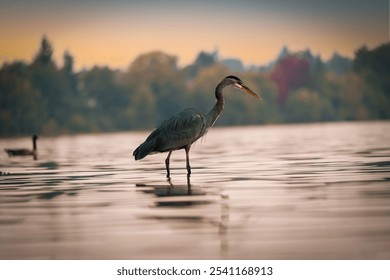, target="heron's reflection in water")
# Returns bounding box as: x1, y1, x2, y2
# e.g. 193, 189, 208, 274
136, 175, 208, 206
136, 176, 230, 258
